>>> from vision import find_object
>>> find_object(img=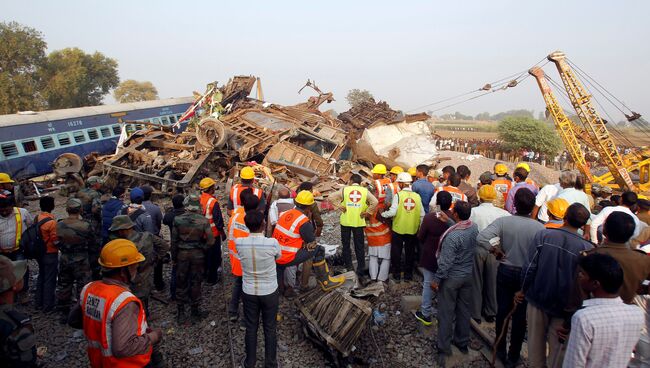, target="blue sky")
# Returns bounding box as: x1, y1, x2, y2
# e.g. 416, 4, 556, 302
3, 1, 649, 118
